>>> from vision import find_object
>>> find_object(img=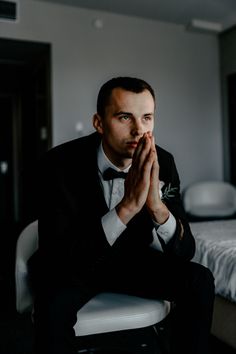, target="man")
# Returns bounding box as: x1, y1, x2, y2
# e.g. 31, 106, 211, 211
31, 77, 215, 354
